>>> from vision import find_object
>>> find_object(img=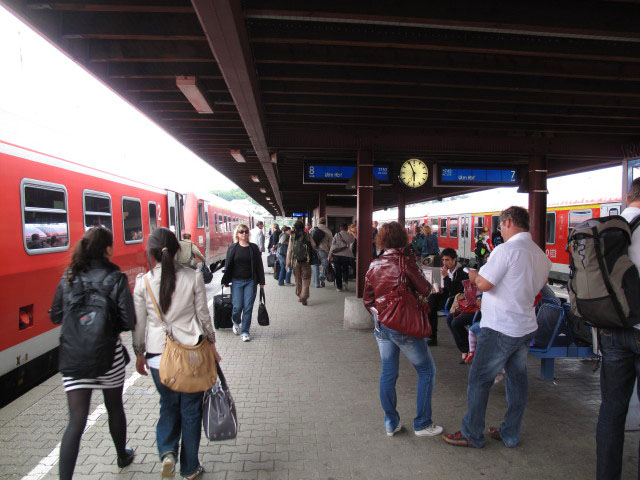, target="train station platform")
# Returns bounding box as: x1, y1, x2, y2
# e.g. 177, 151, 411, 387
1, 261, 638, 480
